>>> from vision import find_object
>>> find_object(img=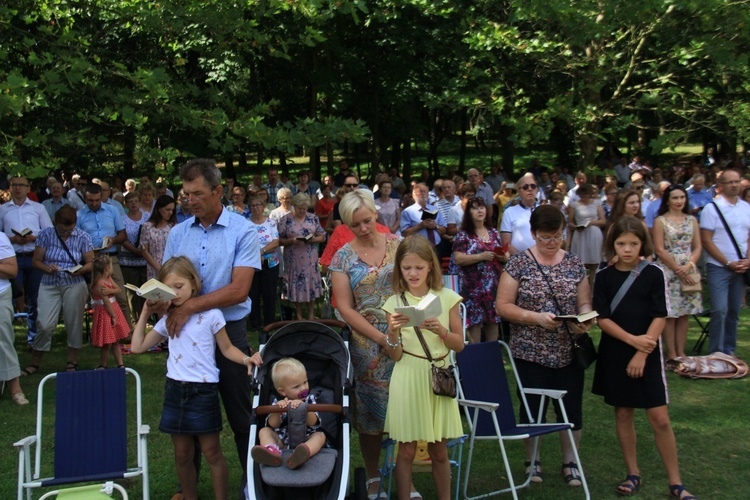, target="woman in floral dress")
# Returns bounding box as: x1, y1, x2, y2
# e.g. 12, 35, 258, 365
278, 193, 326, 320
329, 190, 401, 497
140, 195, 176, 281
653, 185, 702, 364
453, 196, 507, 343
